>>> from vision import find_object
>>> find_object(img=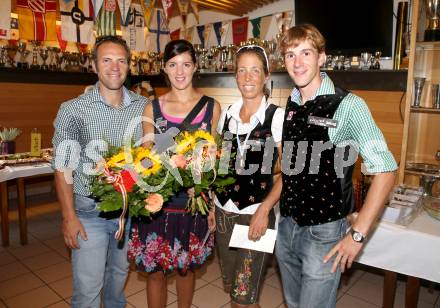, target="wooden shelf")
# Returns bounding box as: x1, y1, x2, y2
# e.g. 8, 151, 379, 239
410, 107, 440, 114
416, 41, 440, 50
